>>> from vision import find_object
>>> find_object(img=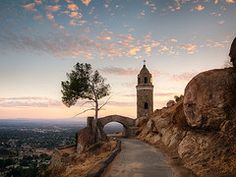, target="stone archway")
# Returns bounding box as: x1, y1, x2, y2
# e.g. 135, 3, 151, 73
95, 115, 137, 137
103, 121, 127, 137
